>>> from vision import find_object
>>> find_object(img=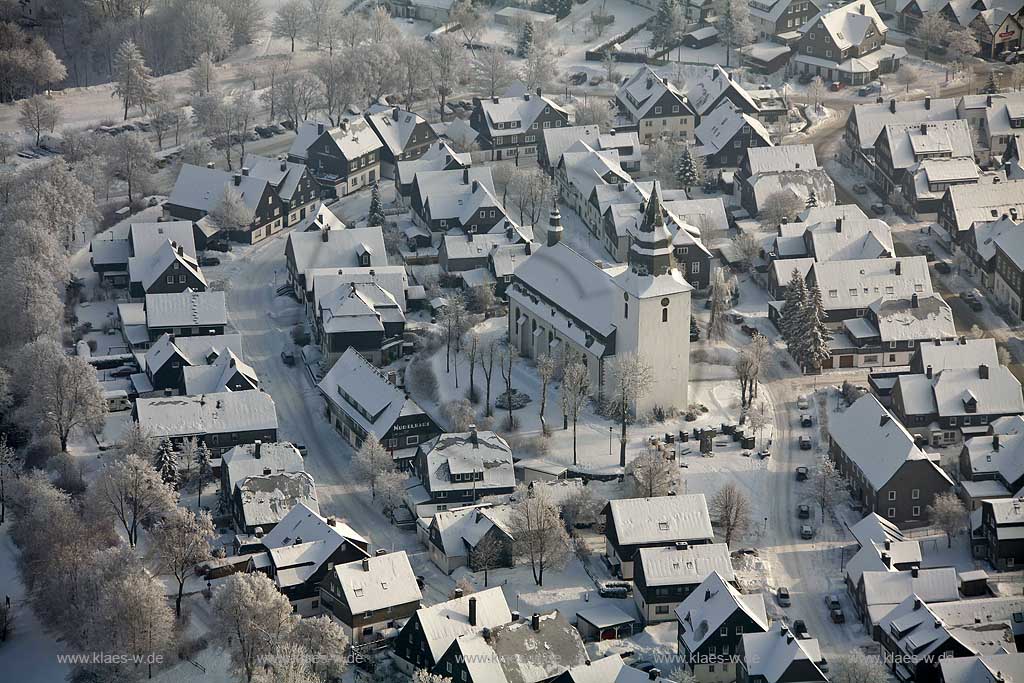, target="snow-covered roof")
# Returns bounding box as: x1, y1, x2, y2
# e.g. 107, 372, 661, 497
809, 256, 931, 311
286, 226, 387, 274
557, 655, 669, 683
964, 428, 1024, 487
414, 167, 495, 213
806, 217, 894, 262
869, 294, 956, 344
749, 170, 836, 213
687, 65, 758, 117
182, 348, 259, 395
135, 390, 278, 439
878, 120, 975, 171
828, 394, 943, 490
862, 568, 960, 612
575, 604, 634, 629
413, 586, 512, 662
322, 117, 384, 160
675, 572, 769, 652
739, 623, 827, 683
317, 347, 426, 439
238, 470, 318, 530
431, 505, 513, 557
800, 204, 867, 223
970, 215, 1021, 264
490, 243, 534, 279
129, 239, 207, 292
144, 290, 227, 329
222, 441, 303, 495
167, 164, 267, 220
308, 265, 409, 313
560, 142, 631, 201
931, 365, 1024, 418
365, 106, 433, 157
262, 502, 367, 555
541, 124, 601, 168
747, 144, 818, 175
241, 154, 308, 203
396, 140, 470, 187
328, 550, 421, 614
608, 495, 714, 546
994, 221, 1024, 268
948, 180, 1024, 233
918, 338, 999, 374
939, 654, 1024, 683
636, 543, 734, 587
849, 512, 908, 548
129, 221, 196, 260
476, 91, 568, 137
292, 201, 346, 234
801, 1, 887, 50
616, 65, 693, 121
849, 97, 959, 152
421, 431, 514, 494
985, 91, 1024, 139
695, 101, 773, 156
289, 119, 329, 161
317, 282, 404, 335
